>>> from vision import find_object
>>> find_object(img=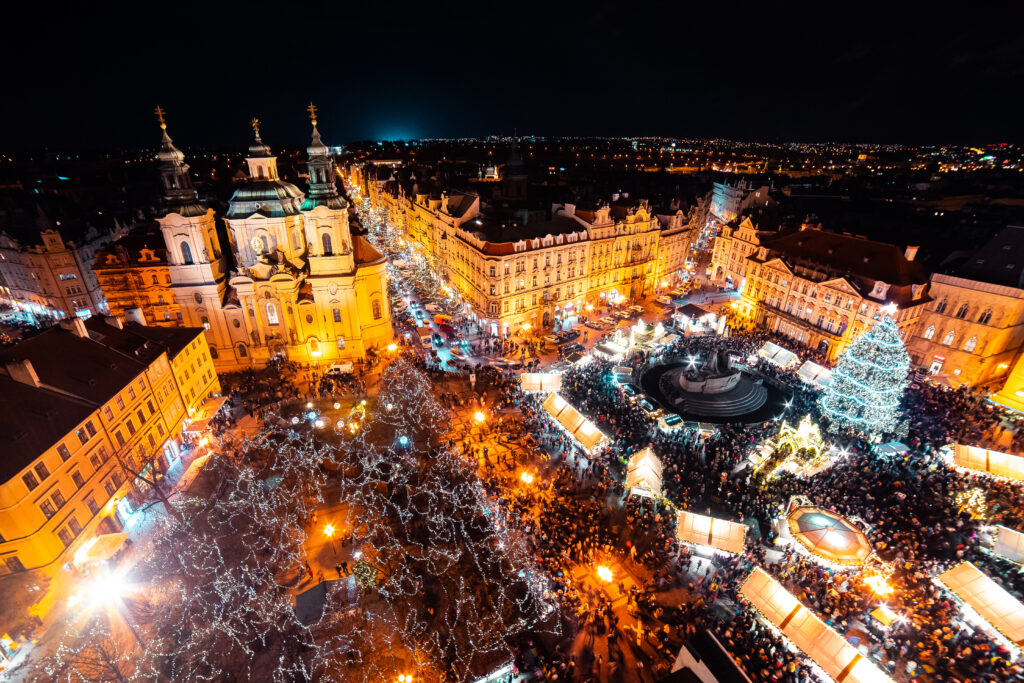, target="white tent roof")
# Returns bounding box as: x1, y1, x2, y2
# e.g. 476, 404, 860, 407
758, 342, 799, 367
676, 511, 747, 555
520, 372, 563, 393
937, 562, 1024, 647
625, 447, 663, 495
875, 442, 909, 457
541, 393, 609, 453
797, 360, 833, 387
994, 526, 1024, 565
947, 443, 1024, 481
740, 568, 892, 683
